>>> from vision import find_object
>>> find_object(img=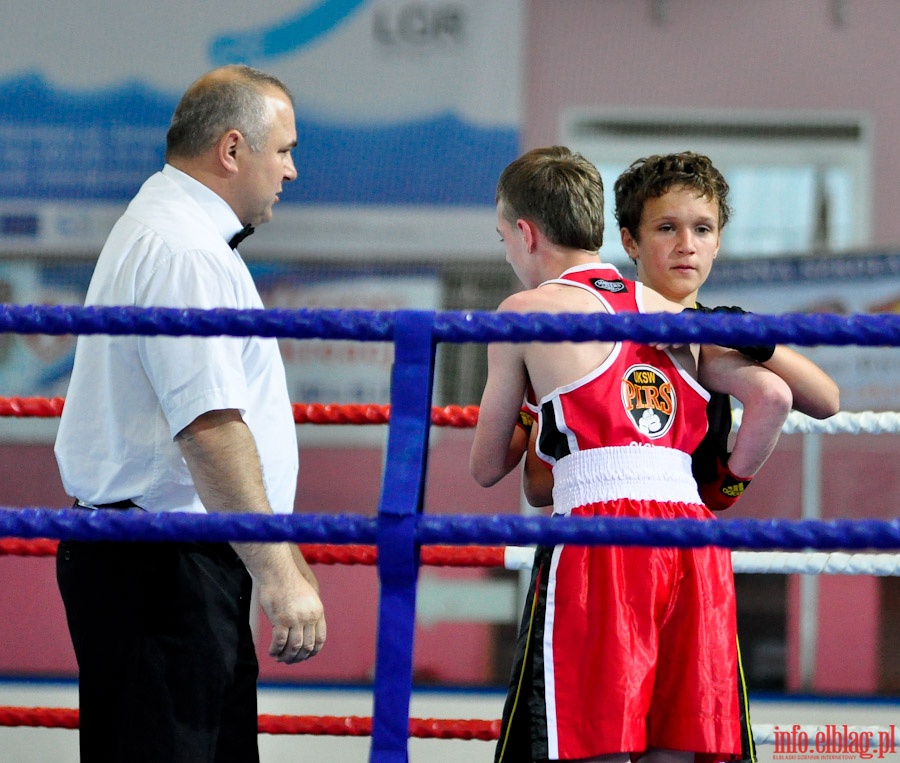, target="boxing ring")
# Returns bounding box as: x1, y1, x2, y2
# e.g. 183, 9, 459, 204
1, 304, 900, 762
